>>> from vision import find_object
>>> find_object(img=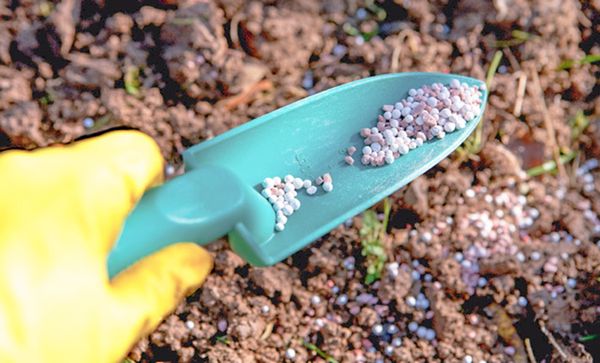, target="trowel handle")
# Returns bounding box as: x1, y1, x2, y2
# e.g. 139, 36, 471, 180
106, 165, 273, 278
